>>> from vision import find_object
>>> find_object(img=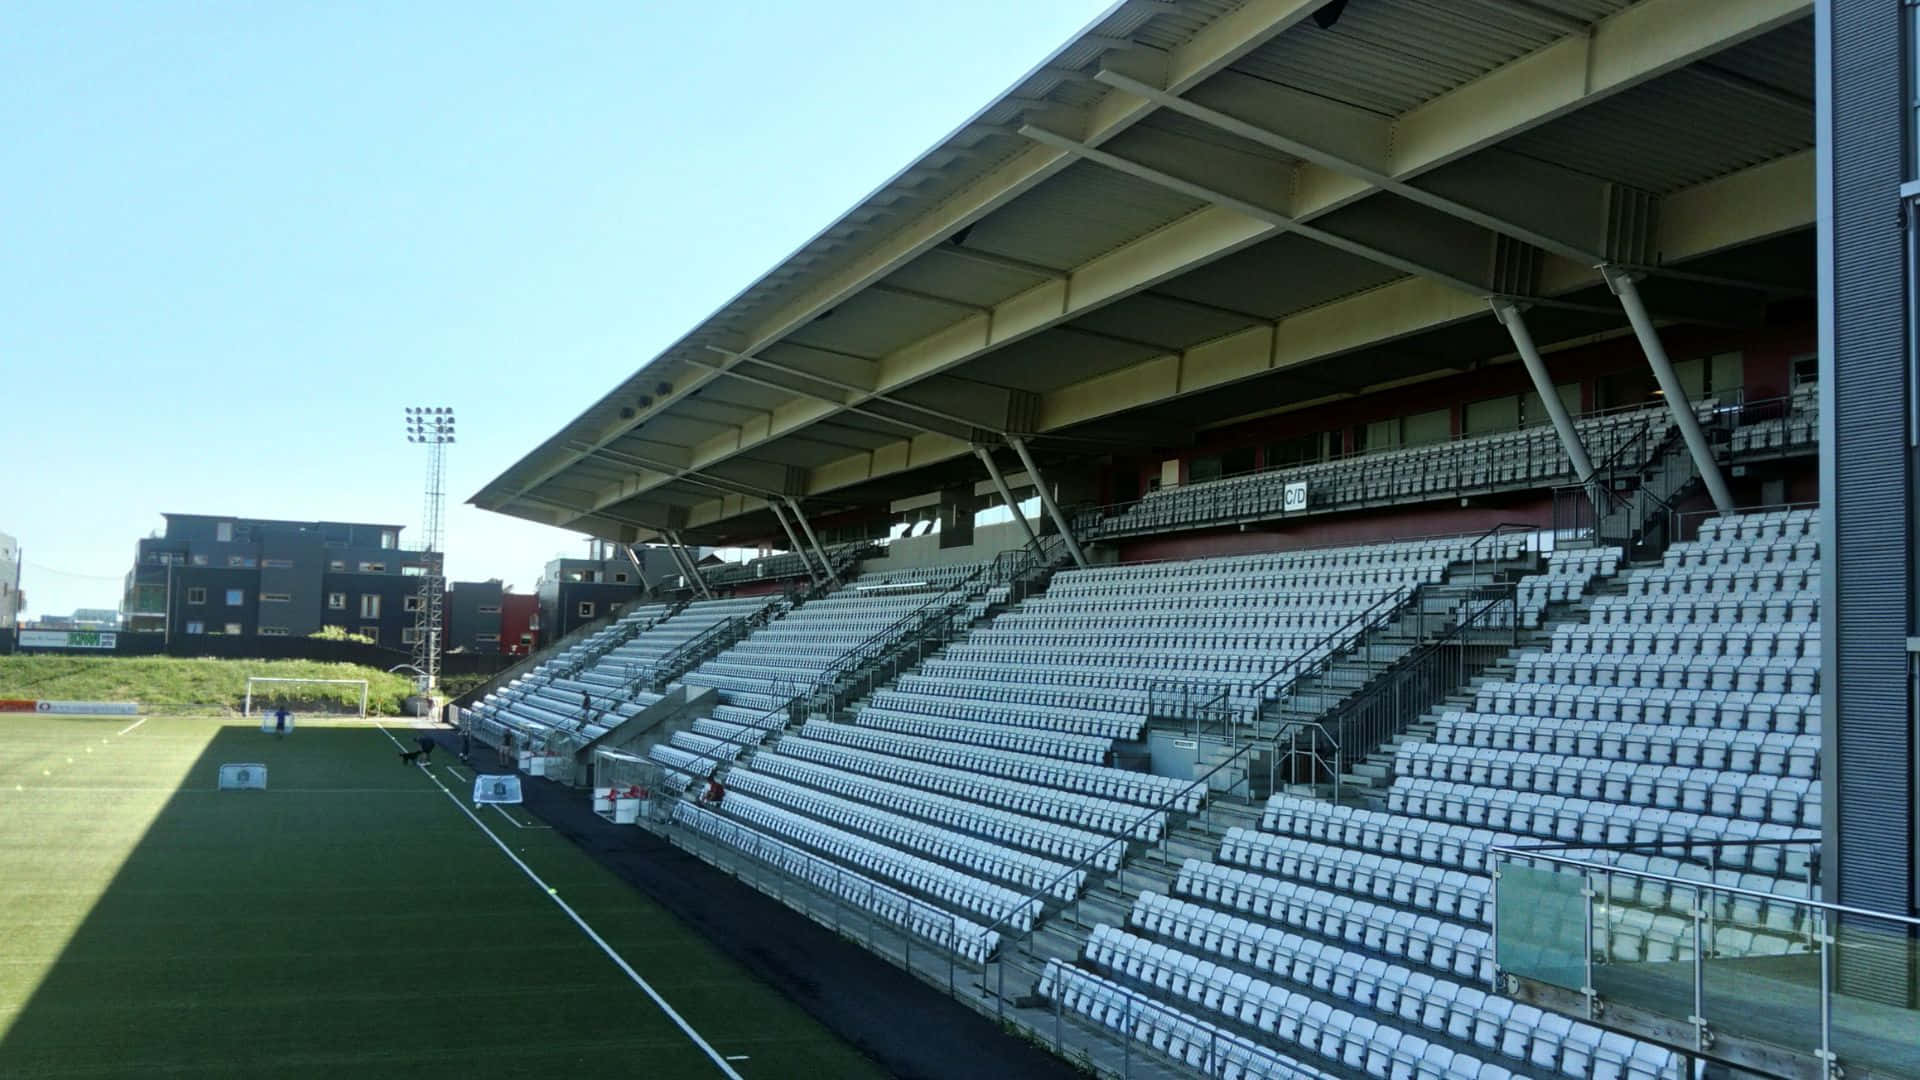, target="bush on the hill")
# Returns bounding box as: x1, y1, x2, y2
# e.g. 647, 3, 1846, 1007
0, 656, 415, 715
308, 626, 376, 645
